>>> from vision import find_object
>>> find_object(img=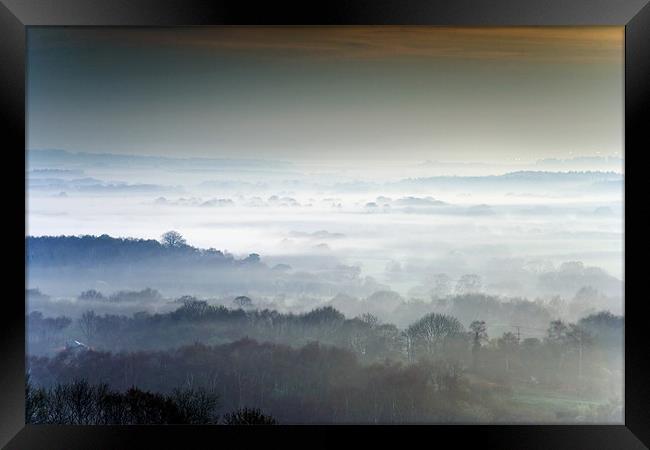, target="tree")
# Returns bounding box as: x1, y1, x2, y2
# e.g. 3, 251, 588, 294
243, 253, 260, 264
67, 379, 95, 424
469, 320, 488, 370
358, 313, 379, 328
233, 296, 253, 309
565, 324, 593, 380
546, 319, 568, 344
28, 313, 72, 345
498, 331, 519, 372
25, 380, 221, 425
160, 230, 186, 248
175, 299, 210, 320
470, 320, 488, 347
222, 407, 277, 425
406, 313, 464, 360
78, 289, 105, 301
25, 374, 46, 424
78, 310, 98, 344
302, 306, 345, 326
578, 311, 623, 348
171, 388, 220, 424
546, 319, 570, 371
